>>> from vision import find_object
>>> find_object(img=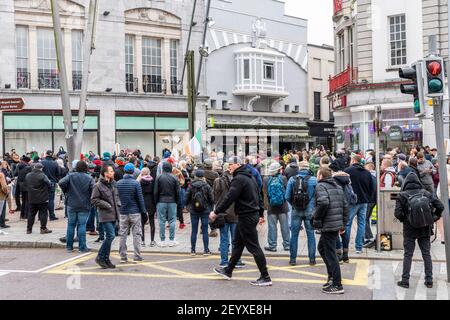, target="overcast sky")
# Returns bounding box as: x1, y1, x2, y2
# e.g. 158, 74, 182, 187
284, 0, 334, 46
